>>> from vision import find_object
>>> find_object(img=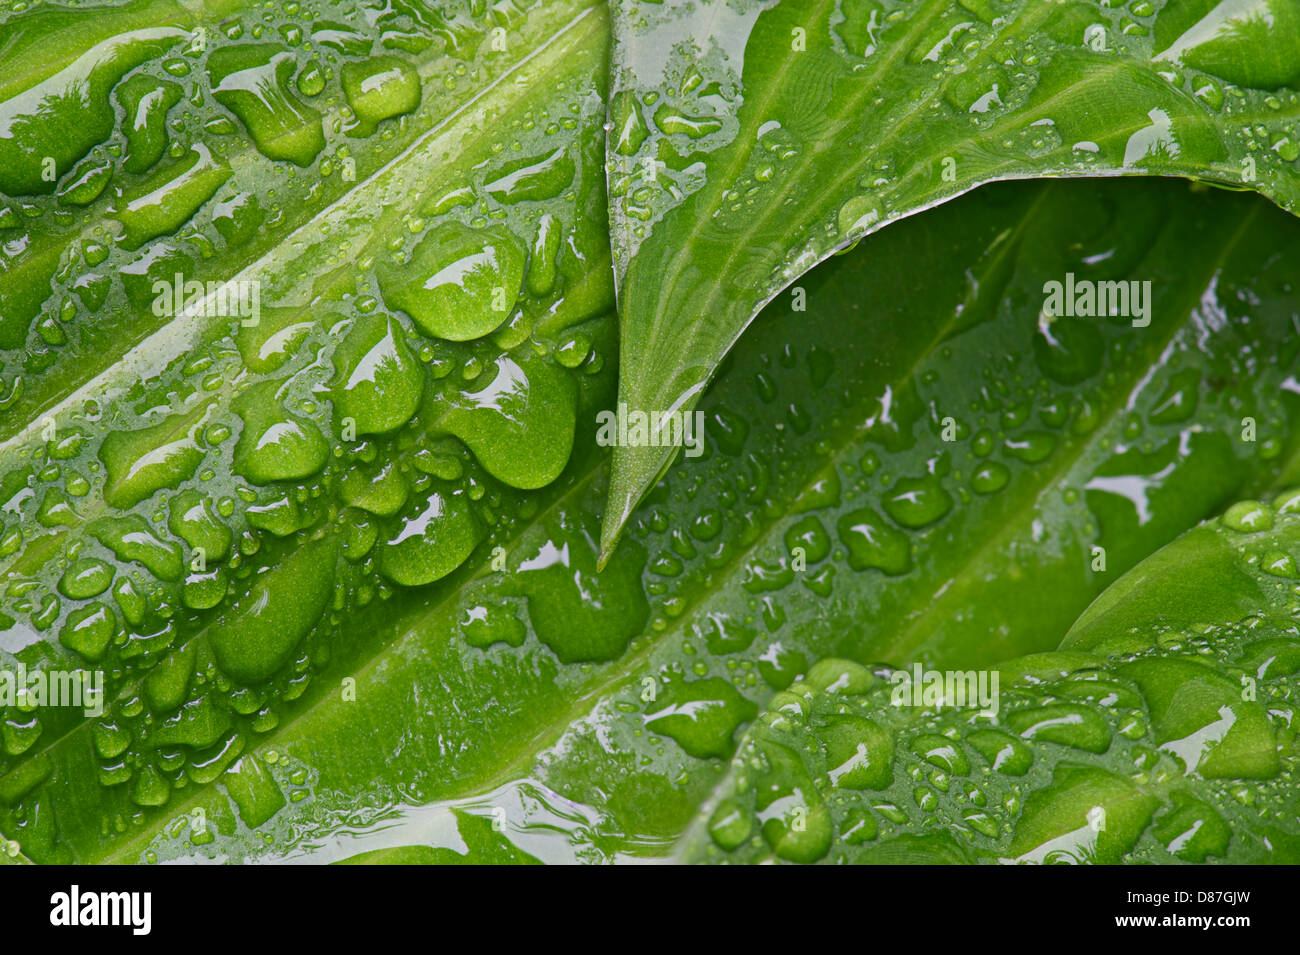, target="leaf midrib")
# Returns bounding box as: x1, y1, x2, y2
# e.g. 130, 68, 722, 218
0, 4, 606, 590
0, 4, 610, 862
0, 0, 602, 451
